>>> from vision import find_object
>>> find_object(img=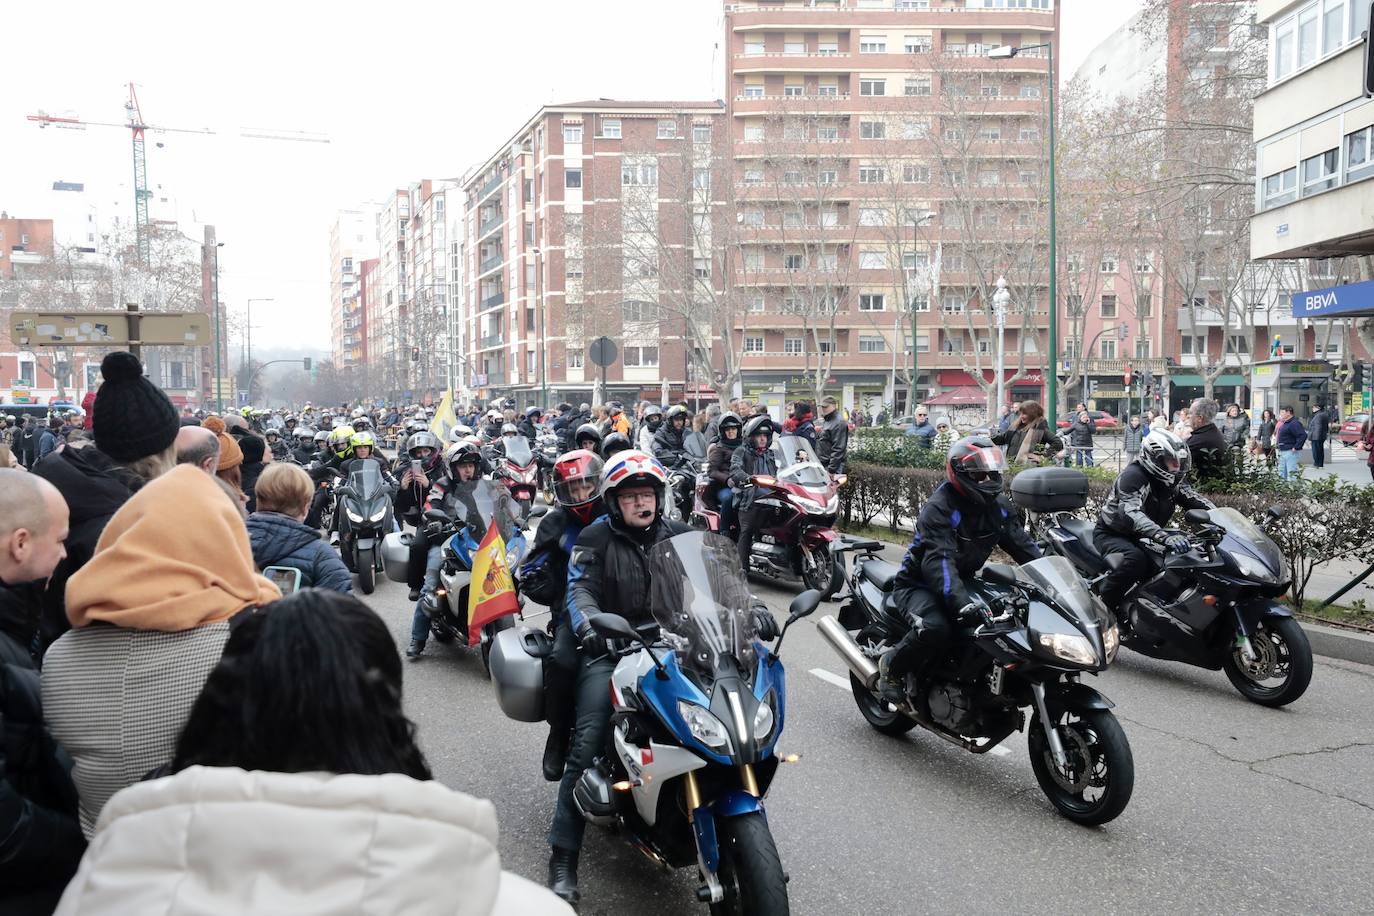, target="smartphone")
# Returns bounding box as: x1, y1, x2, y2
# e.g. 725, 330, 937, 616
263, 566, 303, 595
